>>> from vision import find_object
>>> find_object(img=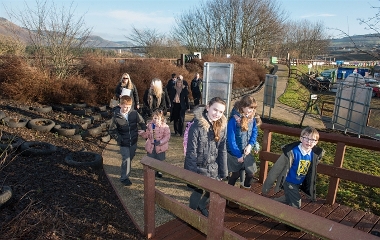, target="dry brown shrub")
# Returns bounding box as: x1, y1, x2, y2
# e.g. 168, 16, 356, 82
0, 56, 52, 103
0, 53, 267, 106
